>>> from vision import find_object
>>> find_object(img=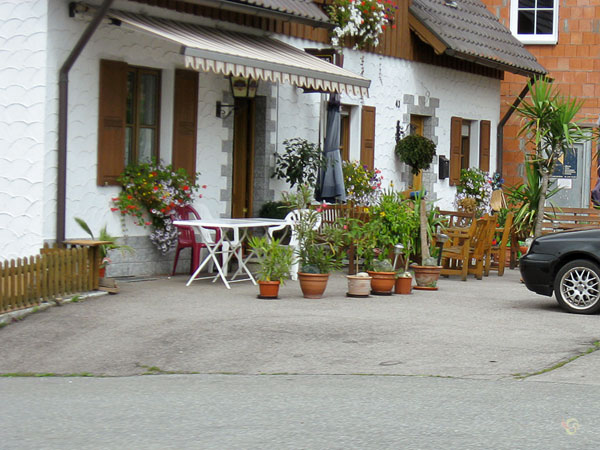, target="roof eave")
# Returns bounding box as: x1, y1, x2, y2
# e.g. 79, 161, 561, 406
184, 0, 334, 29
446, 49, 547, 77
408, 10, 546, 77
